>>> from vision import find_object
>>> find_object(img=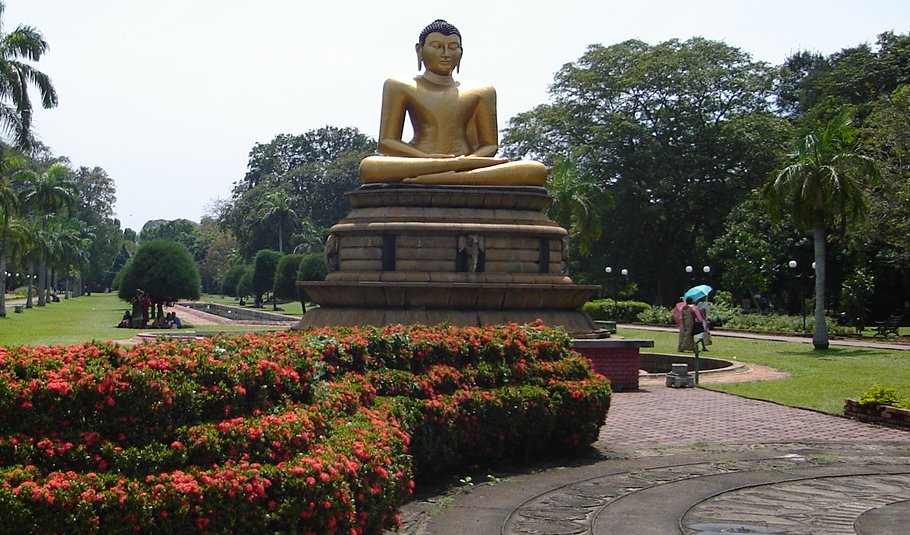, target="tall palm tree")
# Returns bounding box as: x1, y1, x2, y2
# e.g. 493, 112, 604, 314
259, 191, 299, 253
0, 1, 58, 149
764, 113, 880, 349
19, 163, 74, 305
0, 172, 18, 316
